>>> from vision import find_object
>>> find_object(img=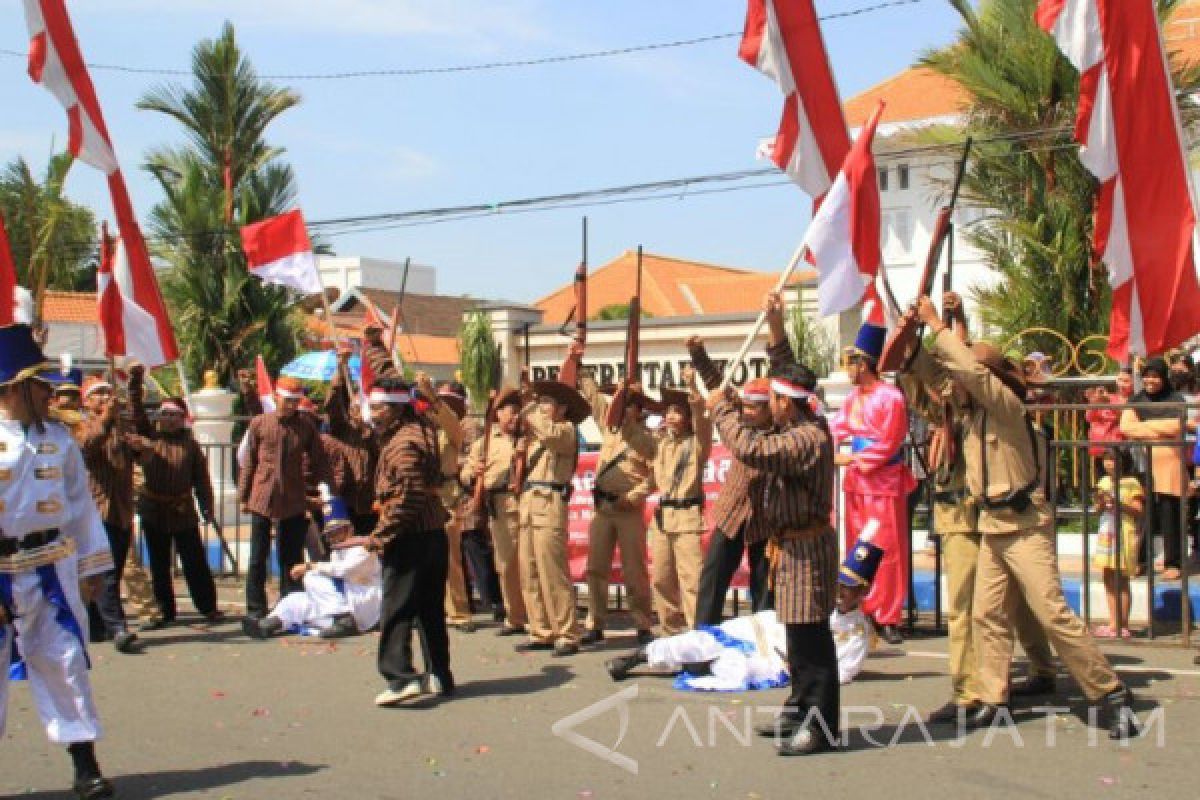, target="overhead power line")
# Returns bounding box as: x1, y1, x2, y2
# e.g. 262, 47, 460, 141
0, 0, 926, 81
